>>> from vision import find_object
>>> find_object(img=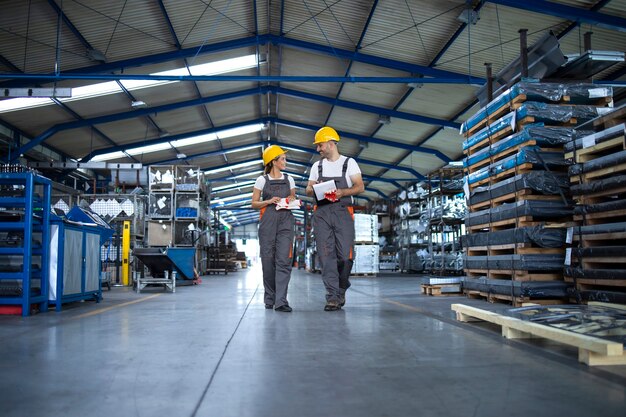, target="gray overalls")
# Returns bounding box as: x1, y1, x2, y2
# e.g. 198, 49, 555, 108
312, 158, 355, 303
258, 174, 295, 308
